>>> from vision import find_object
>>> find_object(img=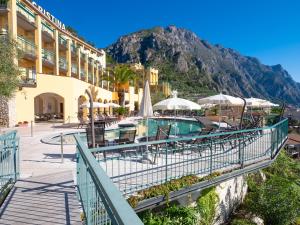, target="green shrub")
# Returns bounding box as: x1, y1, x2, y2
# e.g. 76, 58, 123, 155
245, 176, 300, 225
231, 218, 256, 225
140, 205, 197, 225
197, 187, 219, 225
